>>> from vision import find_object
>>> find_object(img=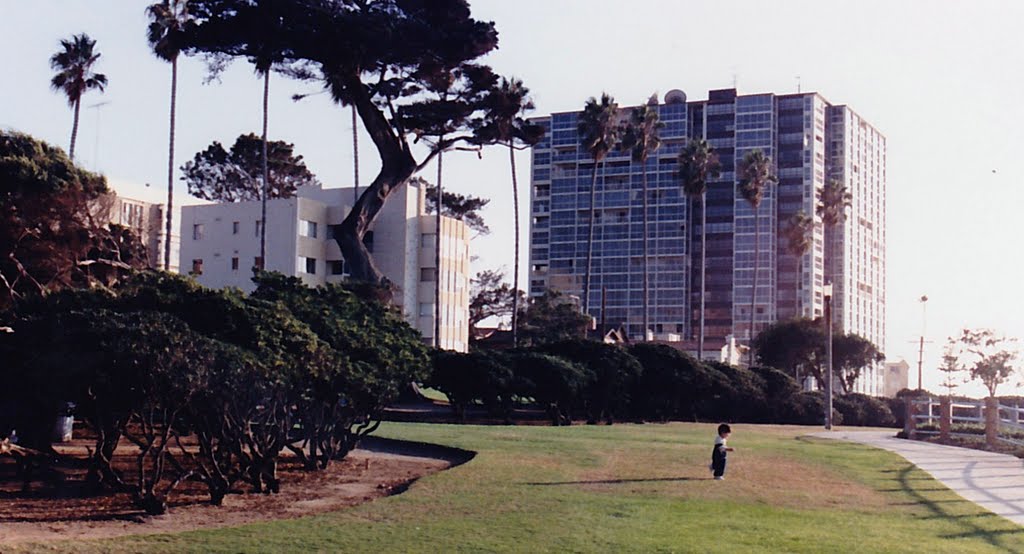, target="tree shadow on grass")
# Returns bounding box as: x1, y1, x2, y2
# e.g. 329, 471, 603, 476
523, 477, 705, 486
893, 464, 1024, 553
